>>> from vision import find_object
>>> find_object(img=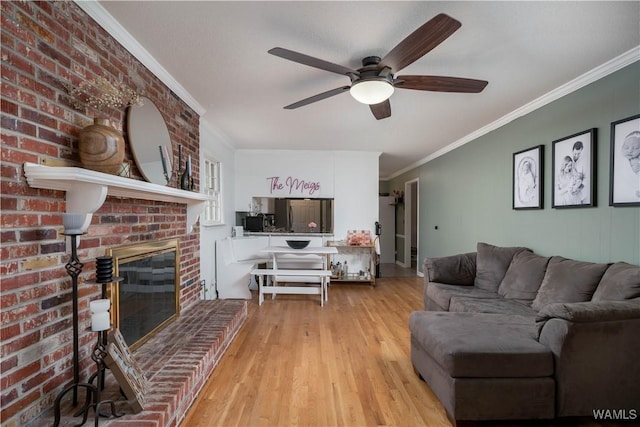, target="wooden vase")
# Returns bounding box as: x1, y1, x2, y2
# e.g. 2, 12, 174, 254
79, 118, 125, 175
